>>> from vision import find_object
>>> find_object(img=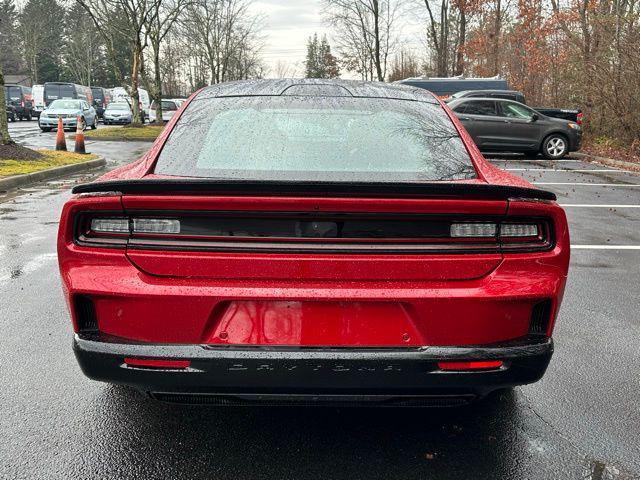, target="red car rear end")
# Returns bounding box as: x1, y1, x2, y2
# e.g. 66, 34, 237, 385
58, 80, 569, 406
